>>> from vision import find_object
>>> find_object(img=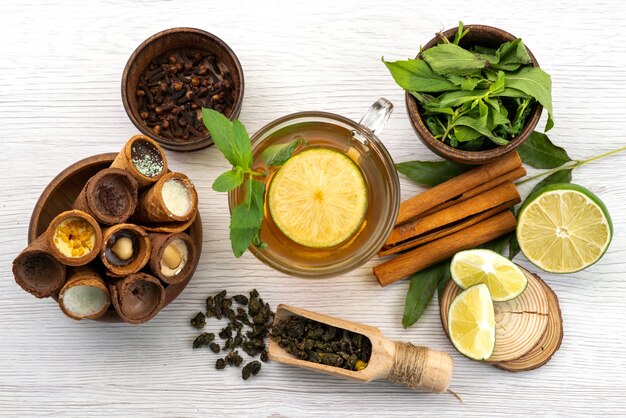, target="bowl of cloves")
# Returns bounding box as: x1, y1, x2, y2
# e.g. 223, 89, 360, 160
122, 27, 244, 151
